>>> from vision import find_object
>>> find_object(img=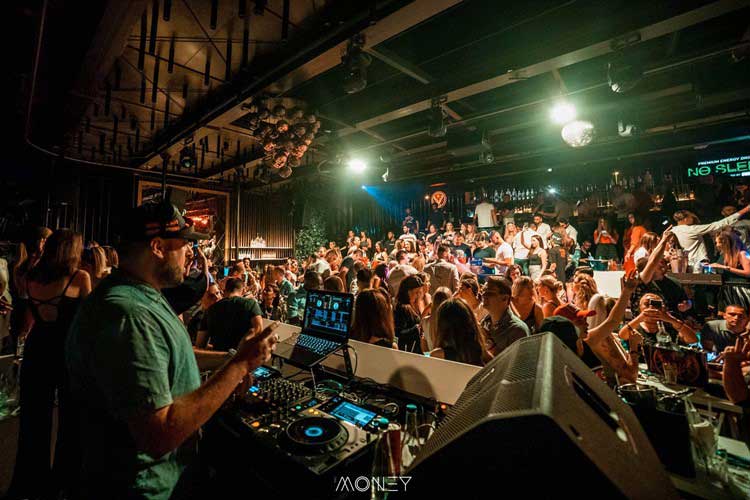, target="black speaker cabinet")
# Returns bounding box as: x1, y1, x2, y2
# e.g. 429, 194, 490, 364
408, 334, 678, 499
